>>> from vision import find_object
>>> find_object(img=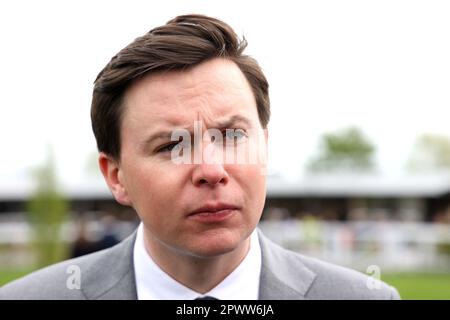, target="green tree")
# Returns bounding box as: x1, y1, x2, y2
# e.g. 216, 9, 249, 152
407, 133, 450, 173
307, 127, 376, 173
26, 147, 70, 268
